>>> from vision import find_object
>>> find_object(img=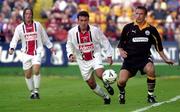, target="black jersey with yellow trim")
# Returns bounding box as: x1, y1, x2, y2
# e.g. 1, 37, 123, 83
118, 22, 163, 58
